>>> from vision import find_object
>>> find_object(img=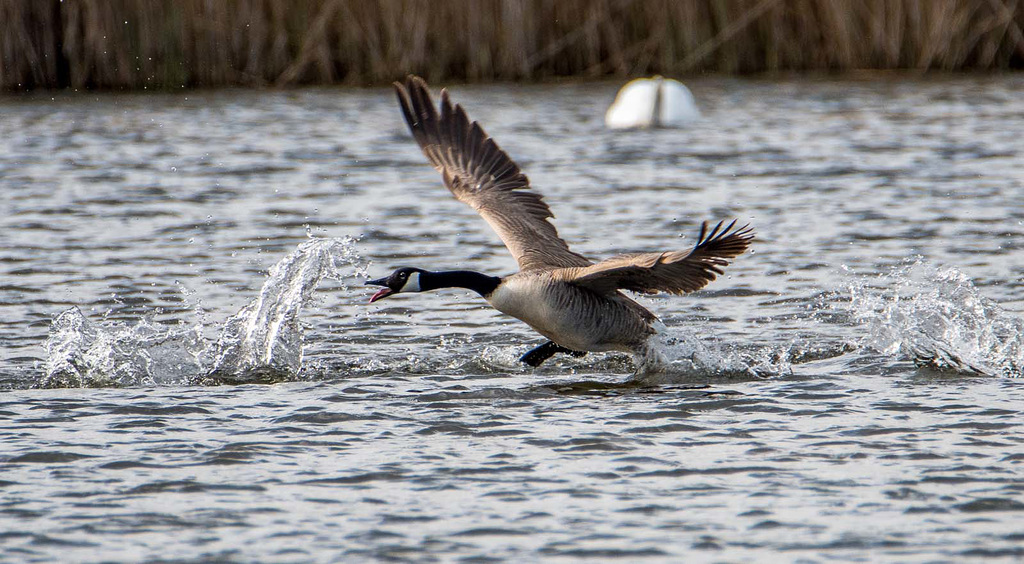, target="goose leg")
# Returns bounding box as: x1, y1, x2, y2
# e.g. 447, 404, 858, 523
520, 341, 588, 367
520, 341, 559, 366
